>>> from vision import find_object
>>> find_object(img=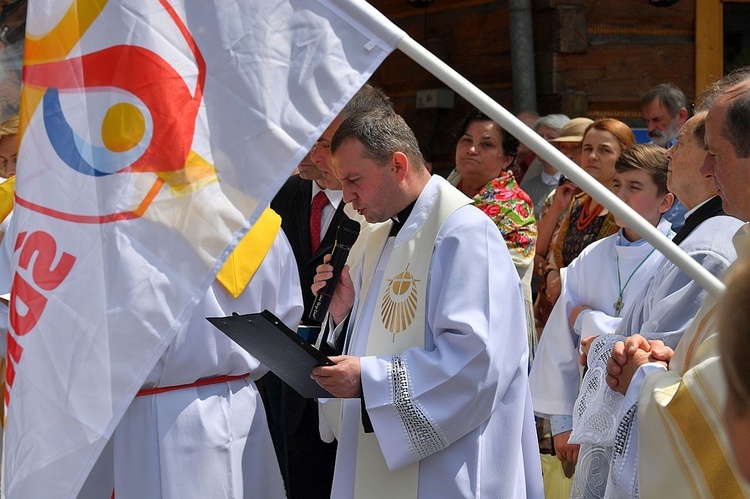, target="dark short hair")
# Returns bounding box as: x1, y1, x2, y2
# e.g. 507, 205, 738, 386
341, 84, 393, 119
614, 143, 670, 195
722, 90, 750, 158
331, 108, 426, 171
641, 83, 688, 118
699, 67, 750, 158
453, 109, 520, 160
